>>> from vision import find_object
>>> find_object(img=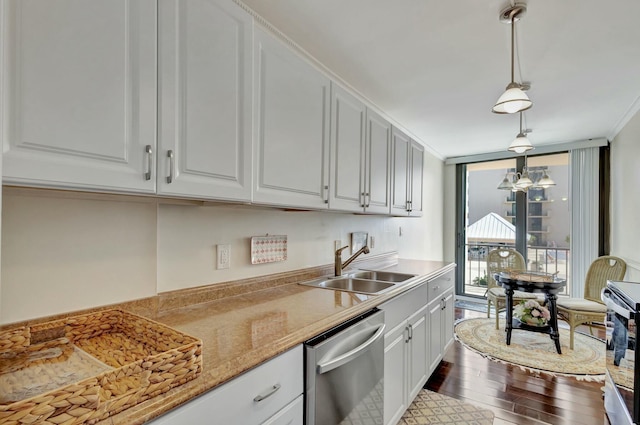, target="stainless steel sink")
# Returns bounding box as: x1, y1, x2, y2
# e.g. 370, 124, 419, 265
344, 270, 416, 283
300, 277, 395, 295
